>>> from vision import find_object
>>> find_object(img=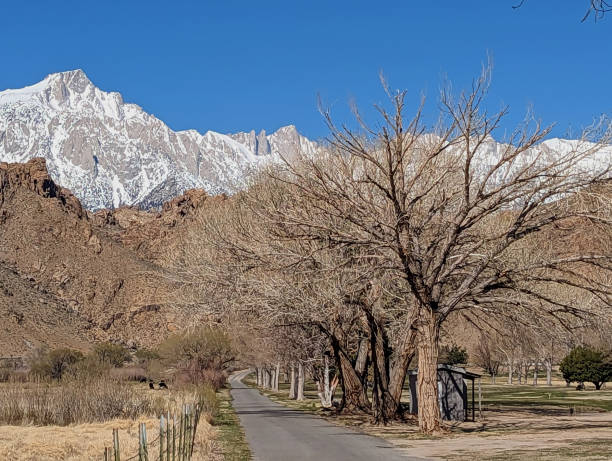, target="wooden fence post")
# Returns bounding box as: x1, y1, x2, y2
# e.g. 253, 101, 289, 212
178, 407, 184, 461
138, 423, 142, 461
139, 422, 148, 461
160, 414, 165, 461
183, 404, 191, 461
113, 428, 120, 461
478, 377, 482, 419
172, 415, 176, 461
166, 411, 171, 461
